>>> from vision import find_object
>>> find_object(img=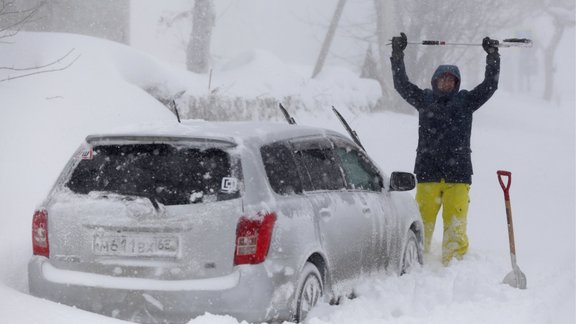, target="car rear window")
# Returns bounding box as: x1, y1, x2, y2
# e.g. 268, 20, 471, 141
66, 143, 241, 205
